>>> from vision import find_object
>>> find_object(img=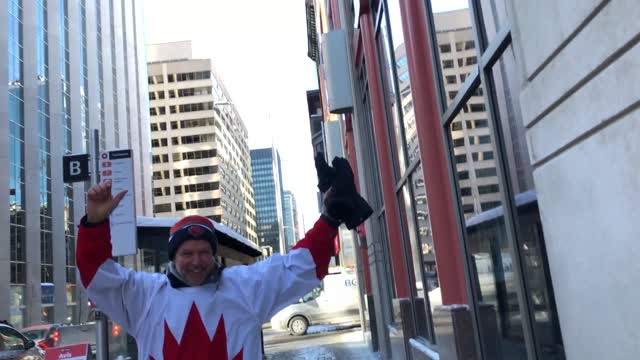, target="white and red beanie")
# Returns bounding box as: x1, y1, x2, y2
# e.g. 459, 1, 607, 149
168, 215, 218, 260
